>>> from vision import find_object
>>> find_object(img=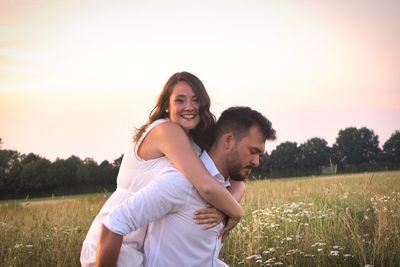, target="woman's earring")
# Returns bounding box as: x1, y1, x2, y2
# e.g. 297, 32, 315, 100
165, 109, 169, 113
